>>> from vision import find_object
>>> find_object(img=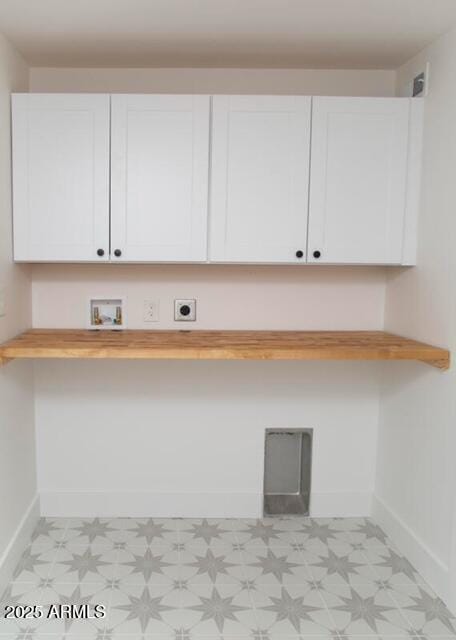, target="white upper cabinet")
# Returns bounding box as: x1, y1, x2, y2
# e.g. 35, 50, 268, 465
210, 96, 311, 263
12, 94, 110, 262
307, 97, 412, 265
110, 95, 210, 262
11, 93, 421, 265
